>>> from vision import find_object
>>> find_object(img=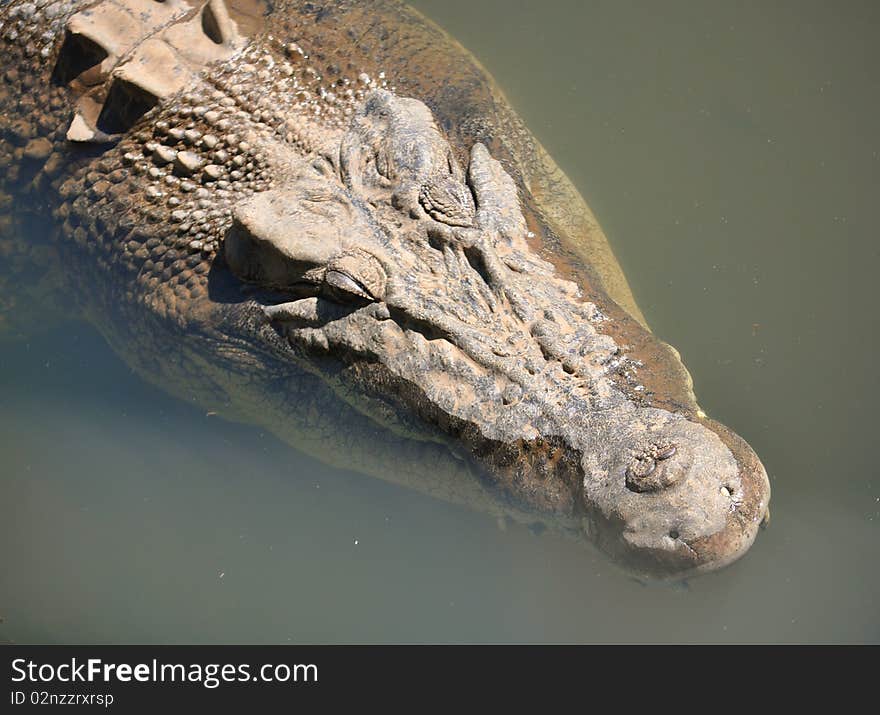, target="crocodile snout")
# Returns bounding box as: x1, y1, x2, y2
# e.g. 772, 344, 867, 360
582, 411, 771, 579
